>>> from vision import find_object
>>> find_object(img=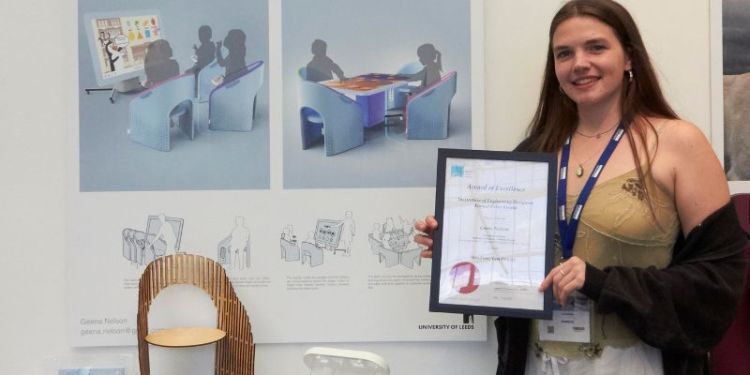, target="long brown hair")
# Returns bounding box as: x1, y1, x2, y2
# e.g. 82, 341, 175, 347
526, 0, 678, 210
